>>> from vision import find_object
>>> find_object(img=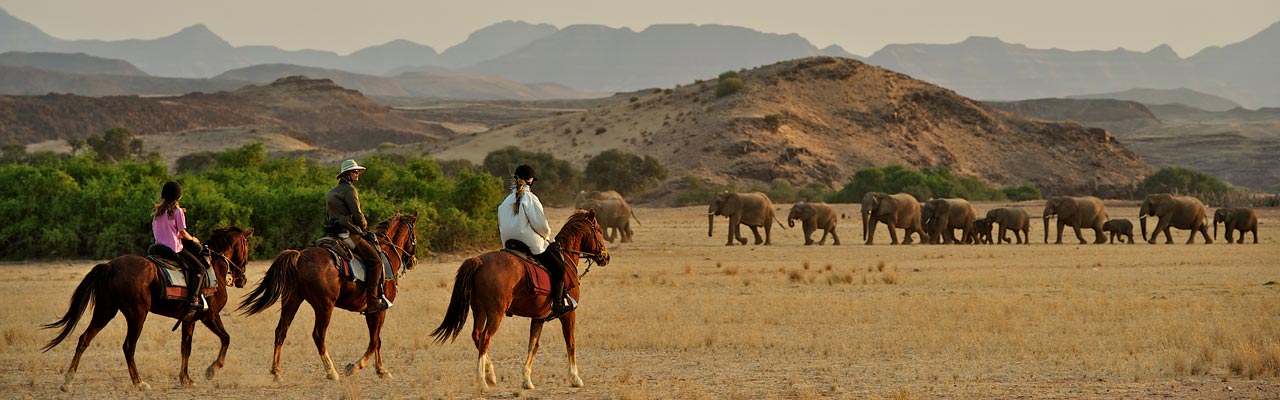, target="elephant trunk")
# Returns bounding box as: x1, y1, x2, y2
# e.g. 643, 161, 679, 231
1214, 219, 1218, 241
1140, 213, 1148, 242
788, 217, 796, 228
862, 211, 870, 241
1042, 215, 1050, 243
707, 213, 715, 237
